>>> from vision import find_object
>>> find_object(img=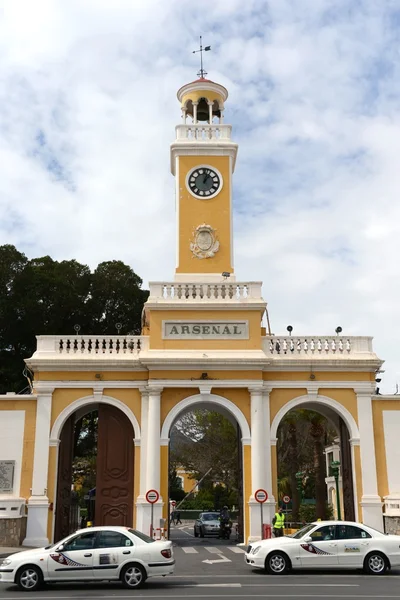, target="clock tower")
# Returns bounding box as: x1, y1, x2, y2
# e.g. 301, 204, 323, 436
171, 77, 238, 281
